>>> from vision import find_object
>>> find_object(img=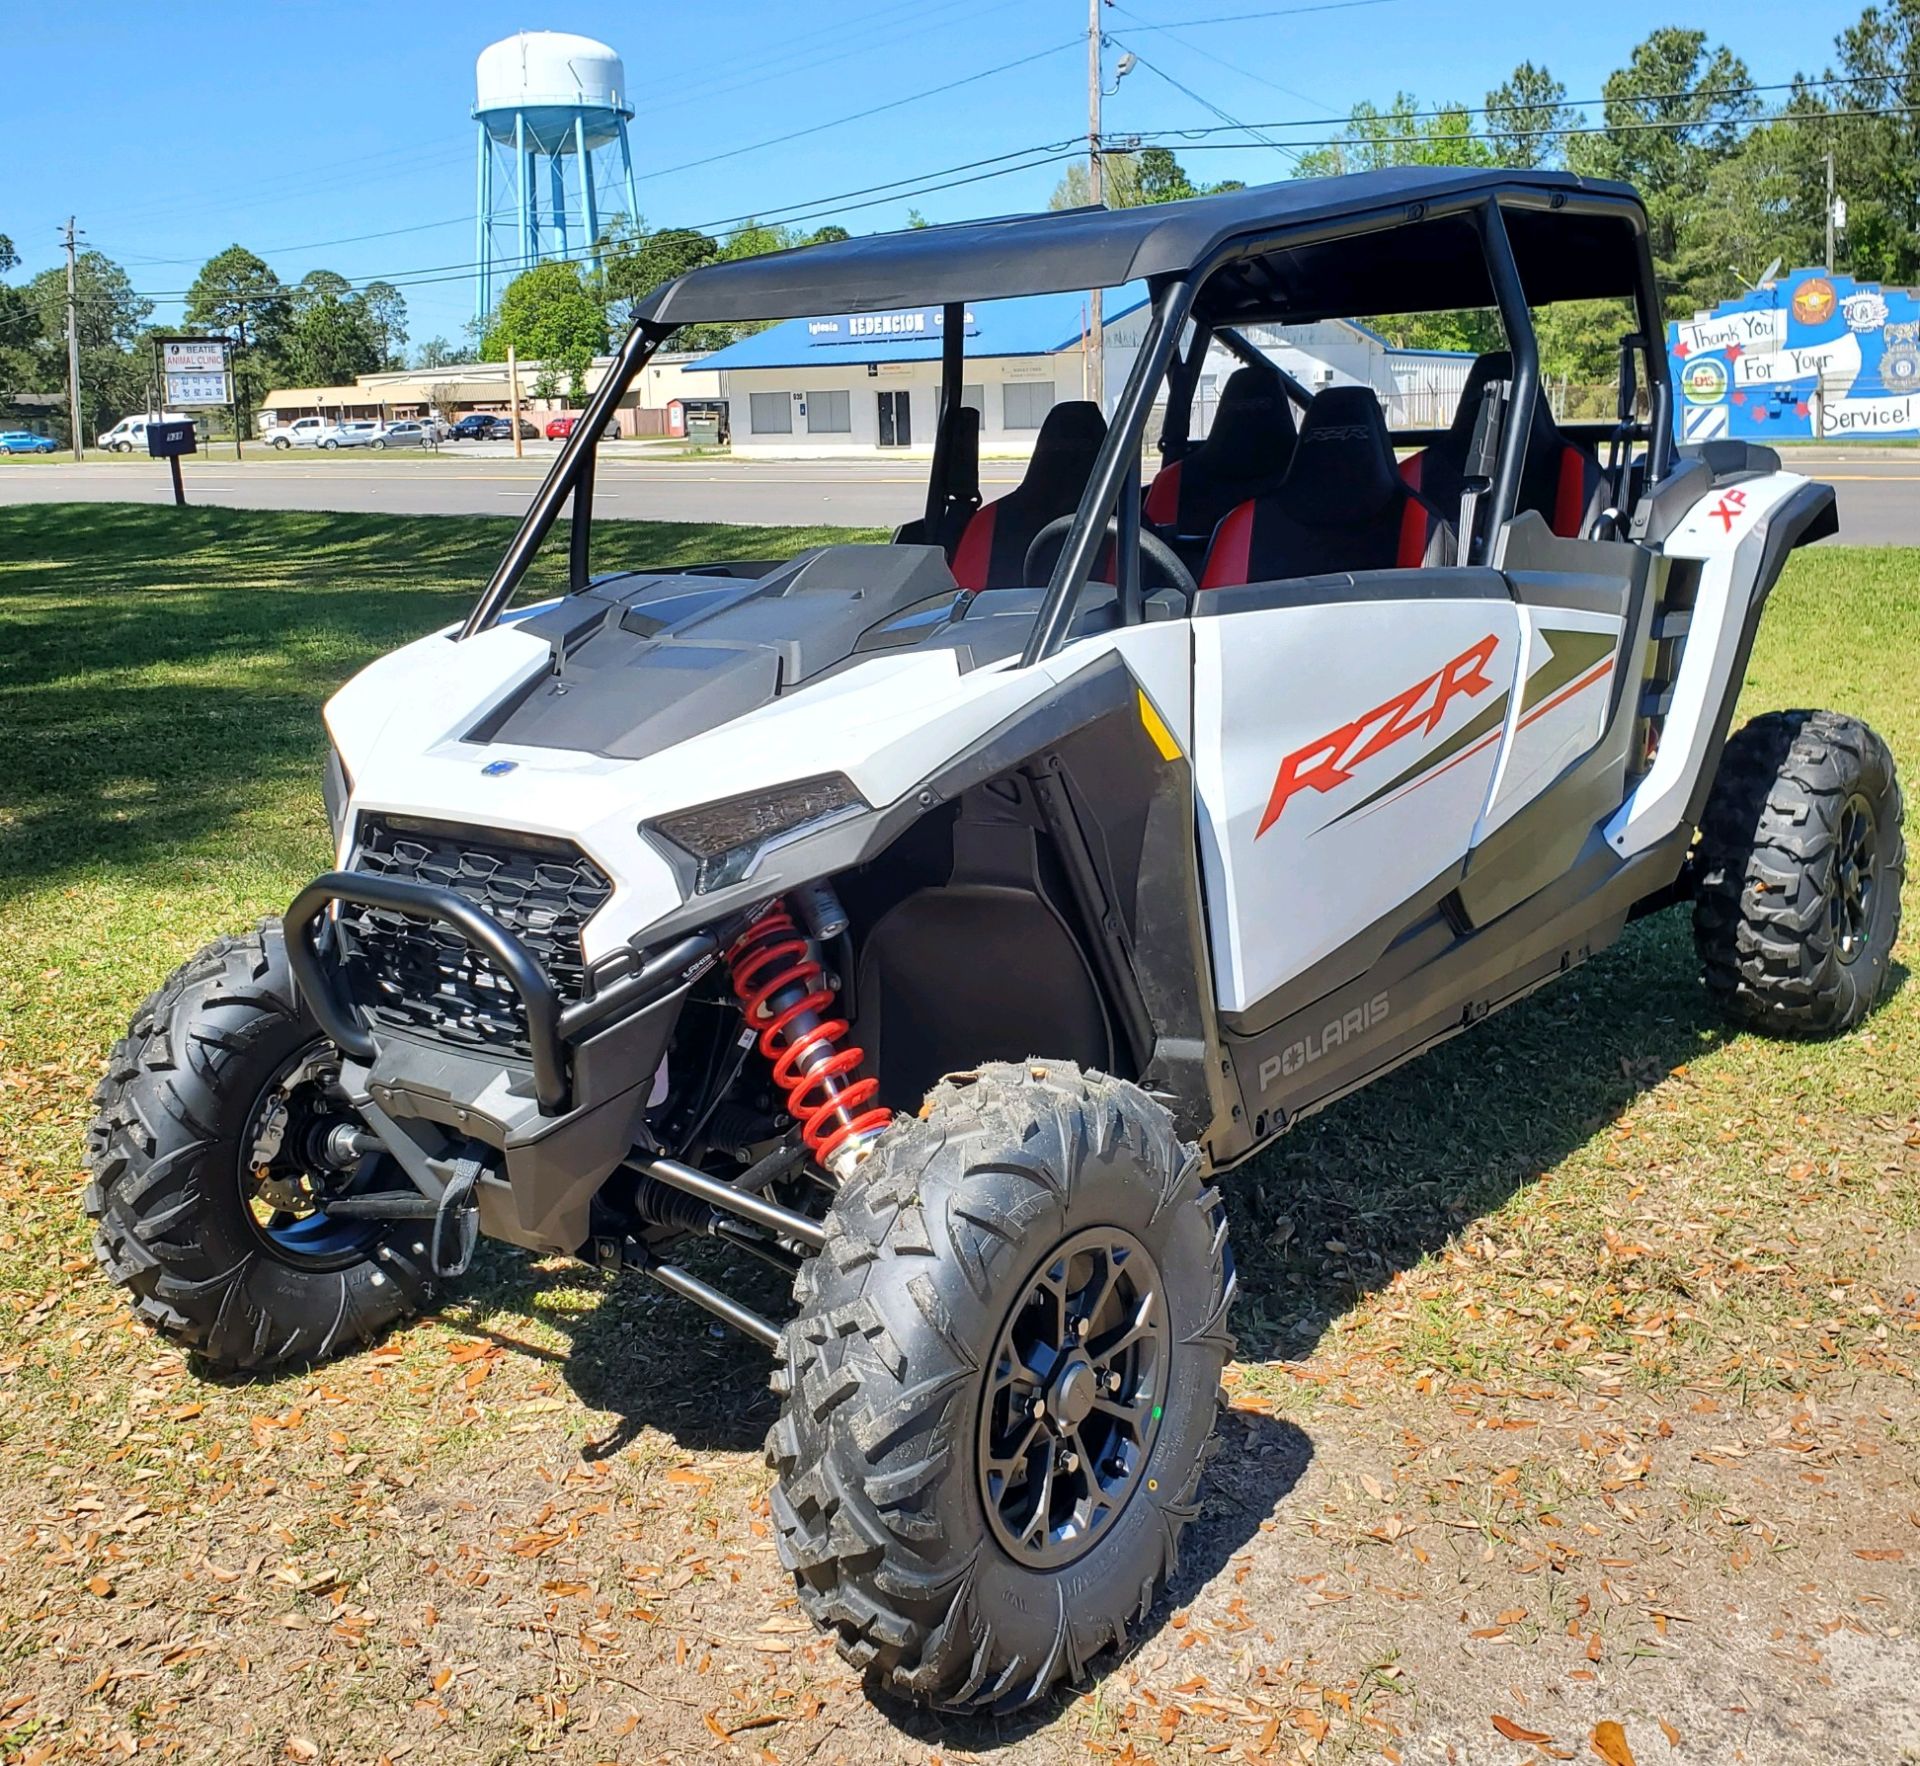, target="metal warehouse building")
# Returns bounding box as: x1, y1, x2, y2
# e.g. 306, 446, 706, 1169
687, 292, 1472, 457
686, 292, 1151, 458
